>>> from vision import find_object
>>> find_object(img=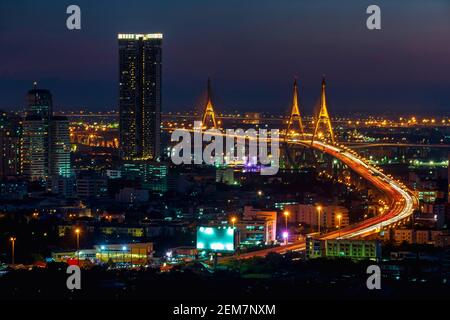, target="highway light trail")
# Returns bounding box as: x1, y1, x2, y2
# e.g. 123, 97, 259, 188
229, 139, 417, 260
308, 140, 417, 240
171, 129, 418, 260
